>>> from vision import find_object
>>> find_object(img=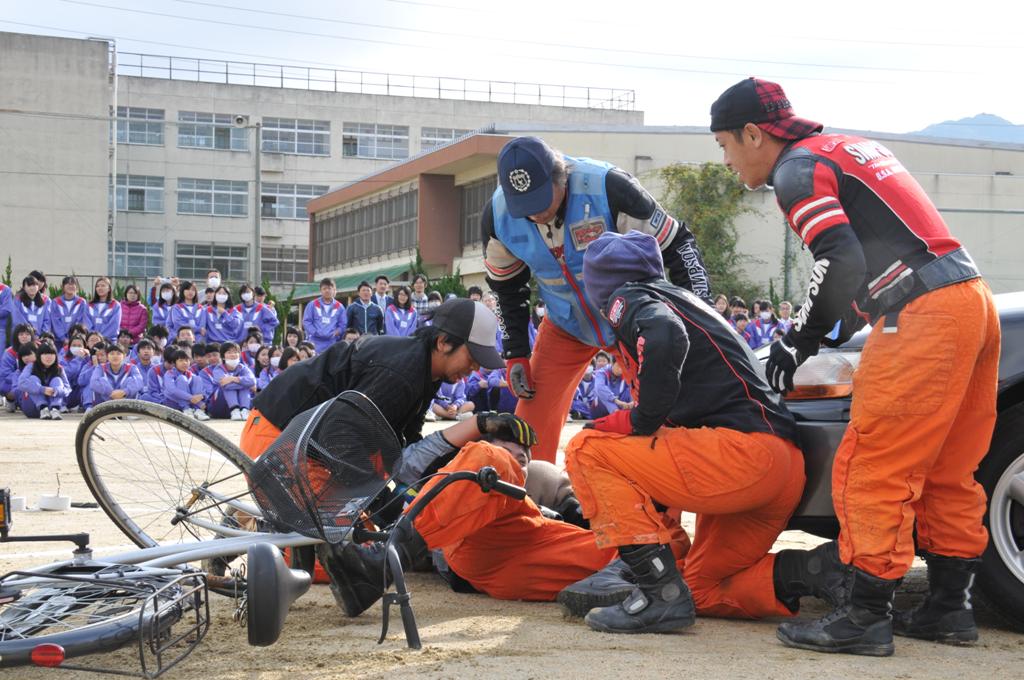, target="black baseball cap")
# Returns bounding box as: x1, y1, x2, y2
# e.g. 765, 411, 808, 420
710, 77, 823, 141
430, 299, 505, 370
